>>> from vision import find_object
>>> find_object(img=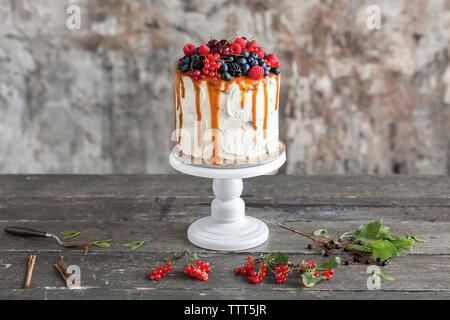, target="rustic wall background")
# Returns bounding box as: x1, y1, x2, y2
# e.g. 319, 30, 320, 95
0, 0, 449, 174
